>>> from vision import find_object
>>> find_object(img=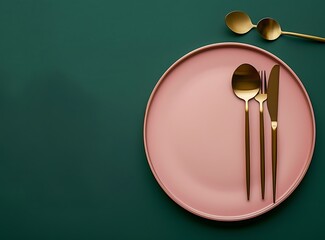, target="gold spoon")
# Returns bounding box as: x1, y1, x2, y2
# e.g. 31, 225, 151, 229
232, 64, 260, 201
257, 18, 325, 42
225, 11, 325, 42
